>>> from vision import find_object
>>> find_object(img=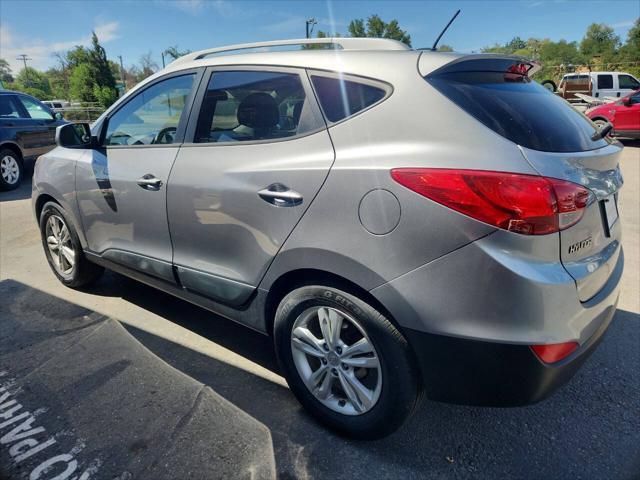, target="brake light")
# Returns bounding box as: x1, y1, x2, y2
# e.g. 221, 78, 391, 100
531, 342, 579, 363
390, 169, 592, 235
